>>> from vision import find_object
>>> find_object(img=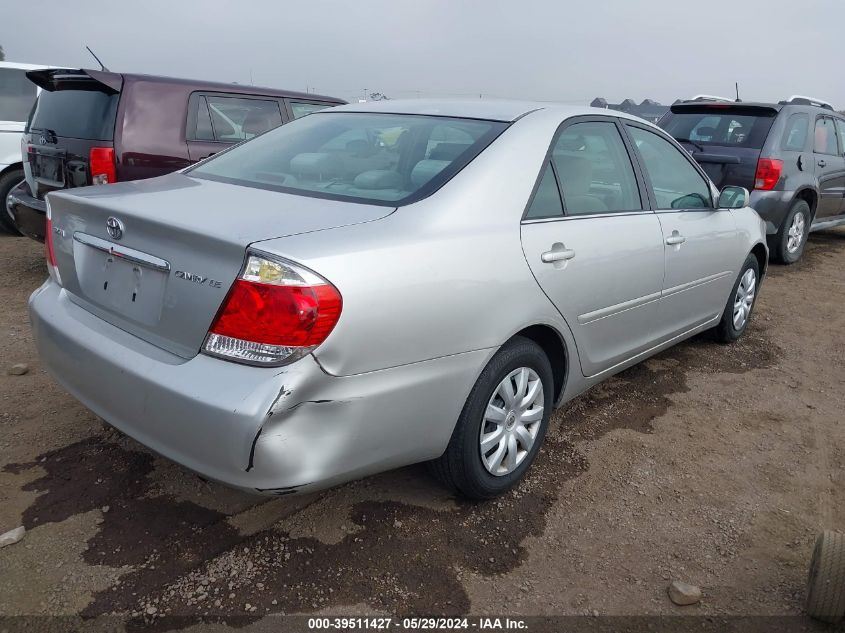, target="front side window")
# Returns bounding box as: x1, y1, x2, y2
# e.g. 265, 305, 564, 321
781, 113, 809, 151
290, 101, 331, 119
189, 112, 507, 206
551, 121, 642, 215
205, 96, 283, 142
627, 125, 712, 210
0, 68, 37, 122
815, 116, 840, 155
